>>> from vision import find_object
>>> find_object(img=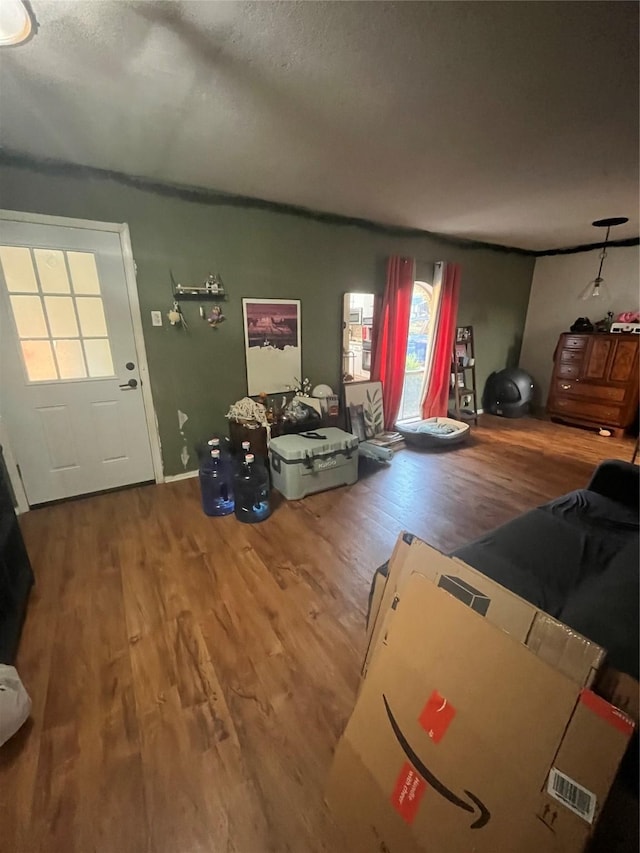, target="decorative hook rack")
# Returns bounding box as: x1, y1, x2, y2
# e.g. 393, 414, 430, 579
168, 271, 228, 330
